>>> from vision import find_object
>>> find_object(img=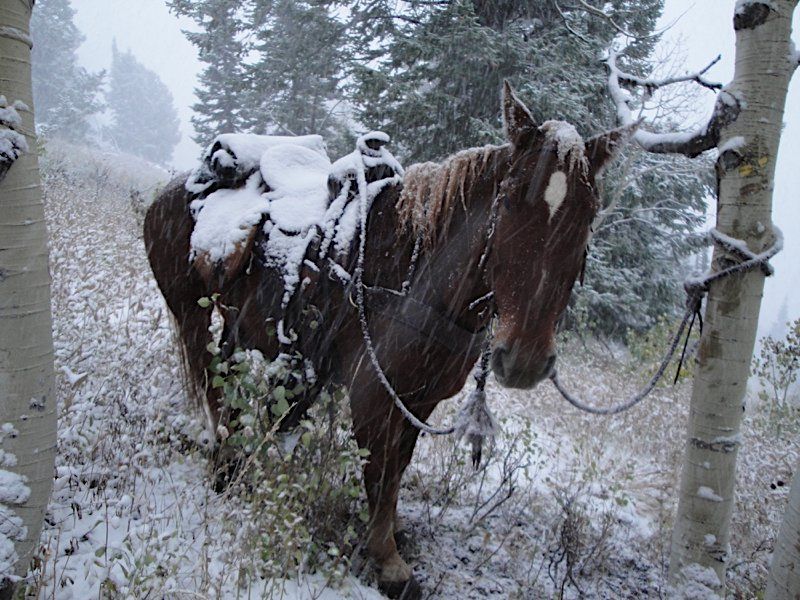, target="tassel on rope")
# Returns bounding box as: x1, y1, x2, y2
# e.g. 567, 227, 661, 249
454, 341, 496, 468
